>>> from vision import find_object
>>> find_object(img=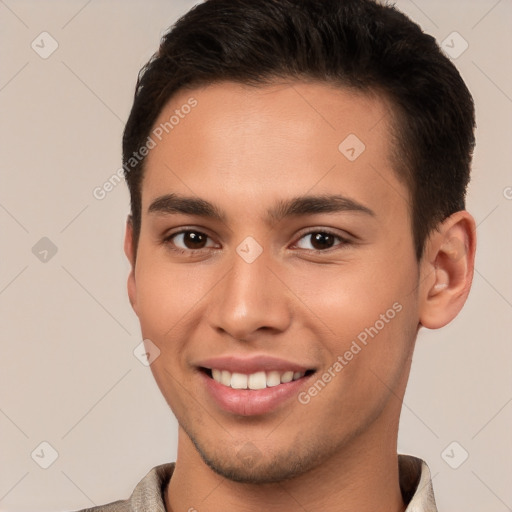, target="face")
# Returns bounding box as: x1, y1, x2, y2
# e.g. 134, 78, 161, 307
126, 81, 422, 483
